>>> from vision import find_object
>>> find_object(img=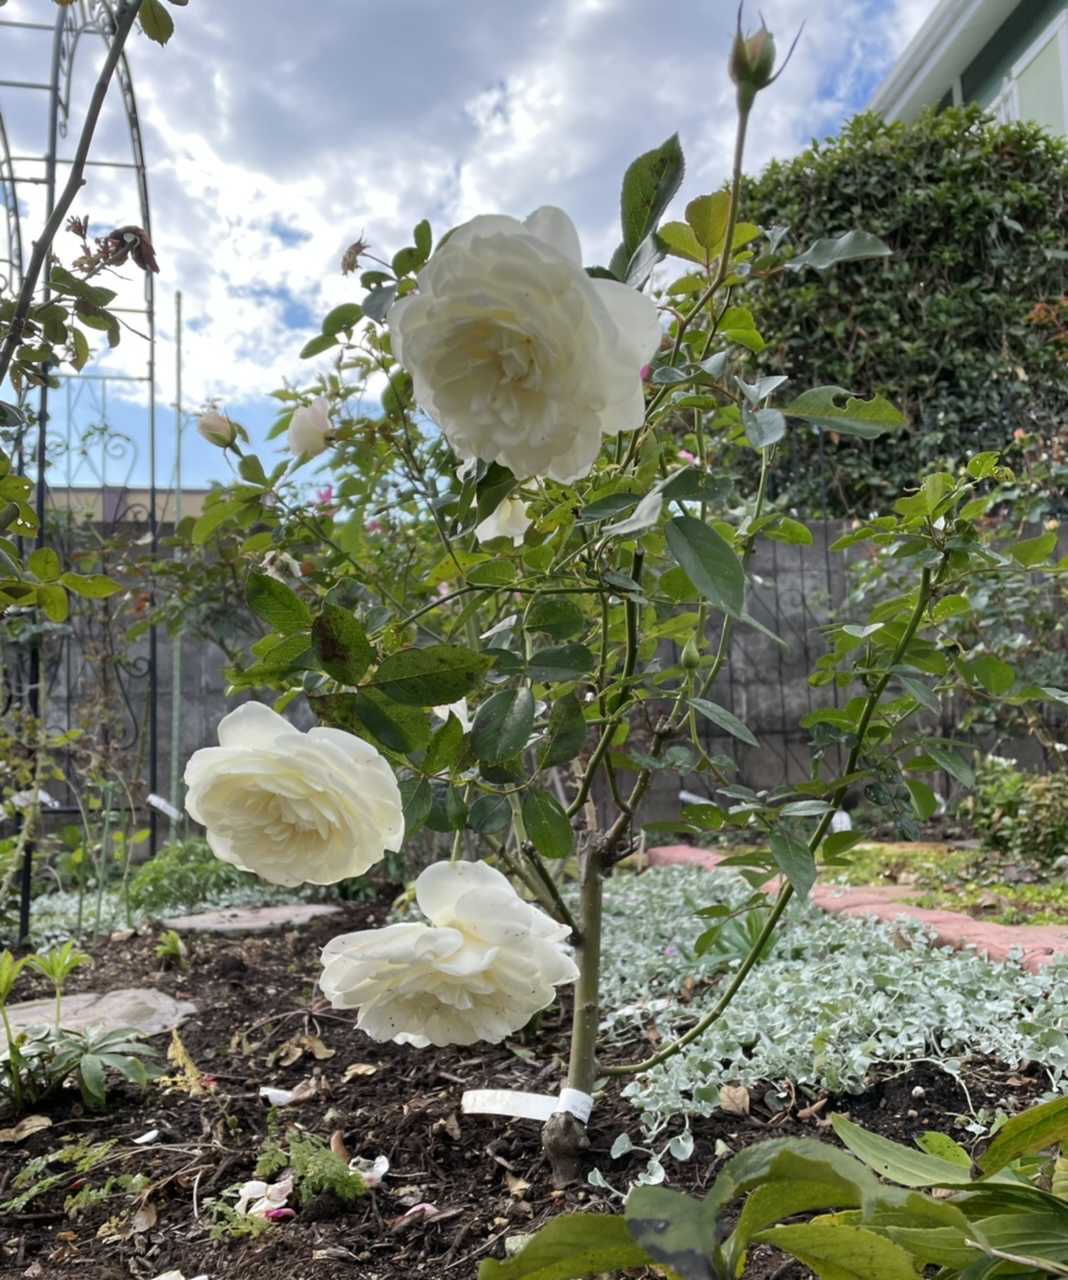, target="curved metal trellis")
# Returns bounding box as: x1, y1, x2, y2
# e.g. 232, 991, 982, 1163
0, 0, 158, 940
